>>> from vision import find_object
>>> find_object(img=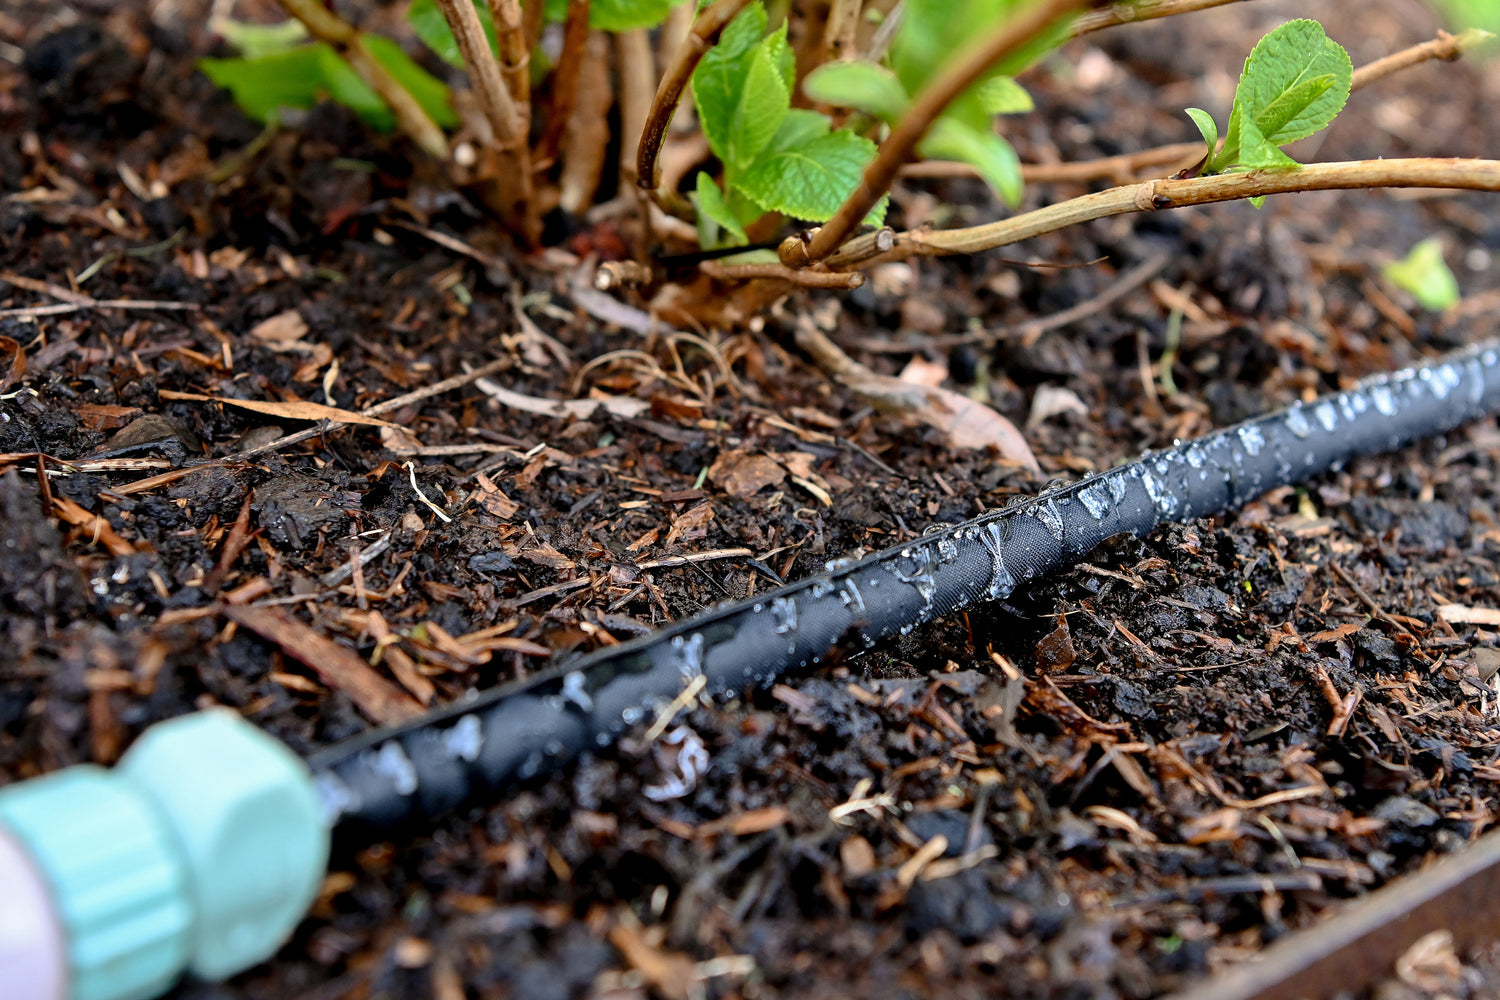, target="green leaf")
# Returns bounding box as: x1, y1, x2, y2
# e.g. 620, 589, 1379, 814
917, 117, 1023, 207
362, 33, 458, 128
1225, 19, 1351, 154
892, 0, 1069, 116
734, 128, 879, 224
691, 171, 748, 248
976, 75, 1033, 115
803, 61, 910, 122
215, 19, 308, 60
1229, 106, 1301, 171
200, 46, 332, 123
591, 0, 682, 31
769, 108, 833, 151
691, 3, 773, 169
1384, 238, 1460, 311
1184, 107, 1218, 162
